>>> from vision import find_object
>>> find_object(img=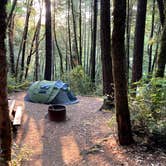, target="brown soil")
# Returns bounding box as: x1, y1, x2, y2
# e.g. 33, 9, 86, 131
10, 92, 166, 166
